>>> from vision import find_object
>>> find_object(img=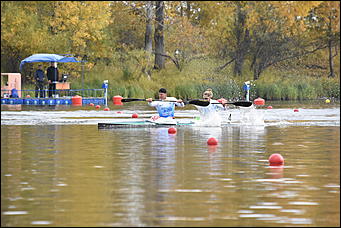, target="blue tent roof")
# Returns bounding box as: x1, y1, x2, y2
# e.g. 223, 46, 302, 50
19, 53, 80, 71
